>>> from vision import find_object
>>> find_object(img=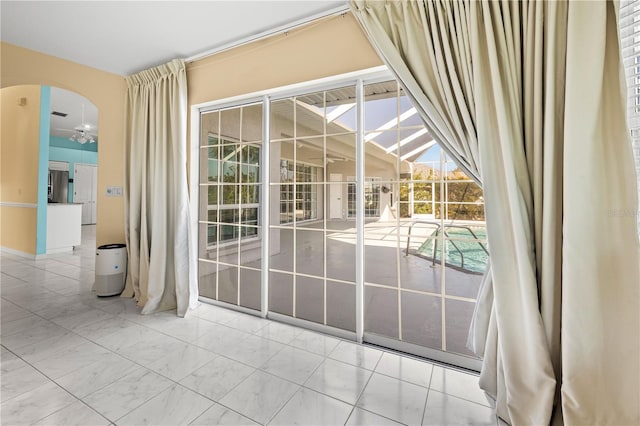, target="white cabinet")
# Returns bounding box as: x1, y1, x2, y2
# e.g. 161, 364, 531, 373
48, 161, 68, 171
47, 204, 82, 253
